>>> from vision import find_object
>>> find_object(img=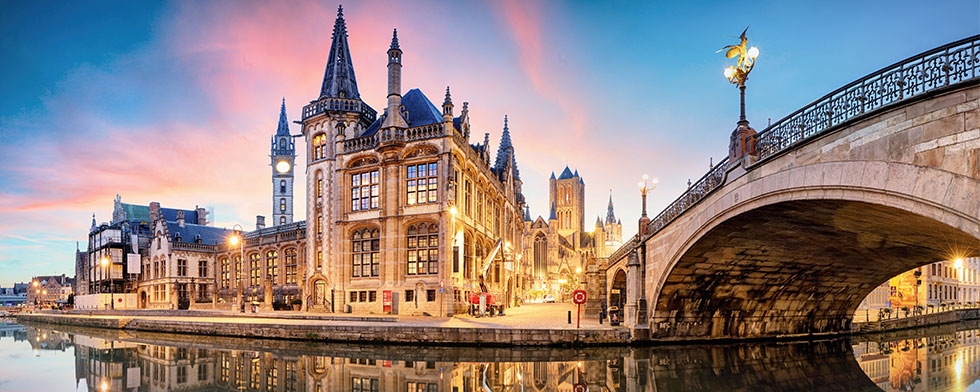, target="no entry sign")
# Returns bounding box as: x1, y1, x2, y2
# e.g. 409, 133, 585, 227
572, 290, 587, 304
